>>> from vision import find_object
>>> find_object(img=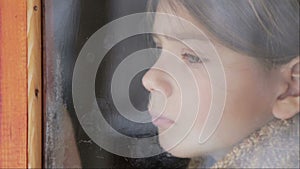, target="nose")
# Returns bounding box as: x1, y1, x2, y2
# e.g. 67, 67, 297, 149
142, 68, 173, 97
